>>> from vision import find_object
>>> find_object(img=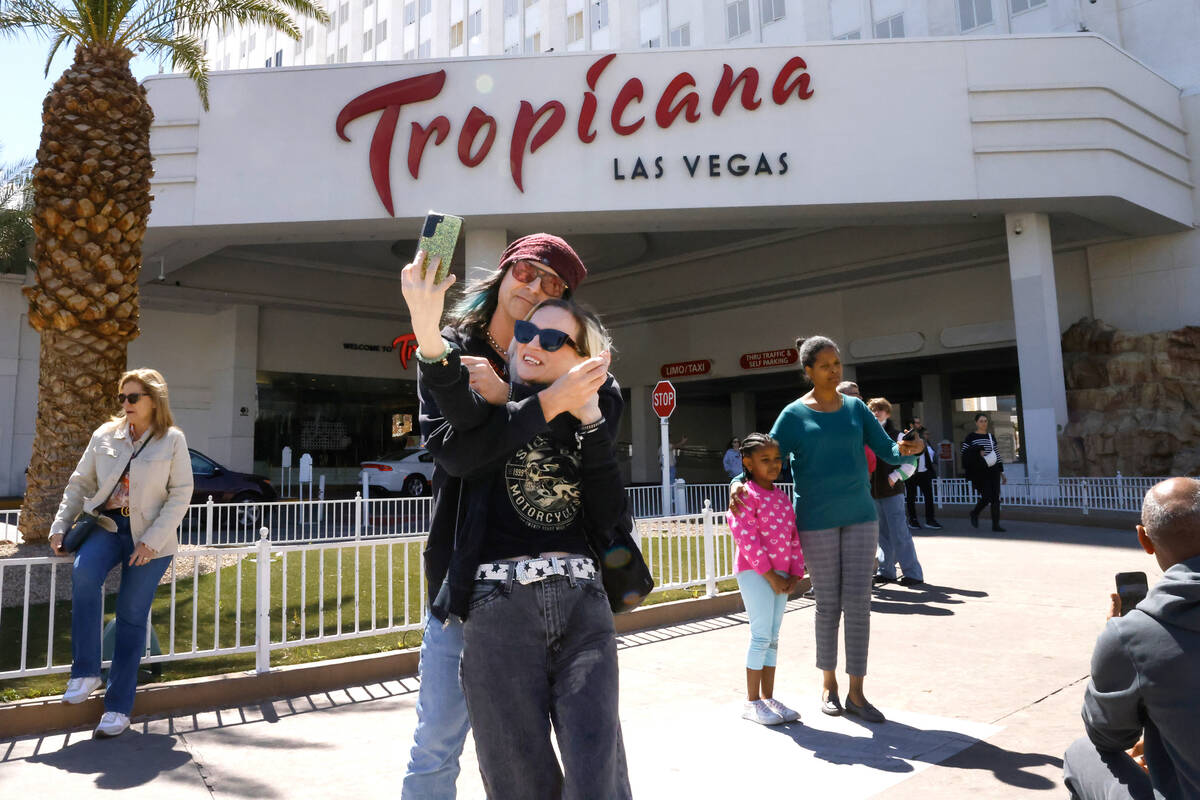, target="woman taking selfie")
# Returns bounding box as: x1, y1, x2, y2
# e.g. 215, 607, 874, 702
732, 336, 924, 723
401, 252, 631, 799
48, 368, 192, 738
